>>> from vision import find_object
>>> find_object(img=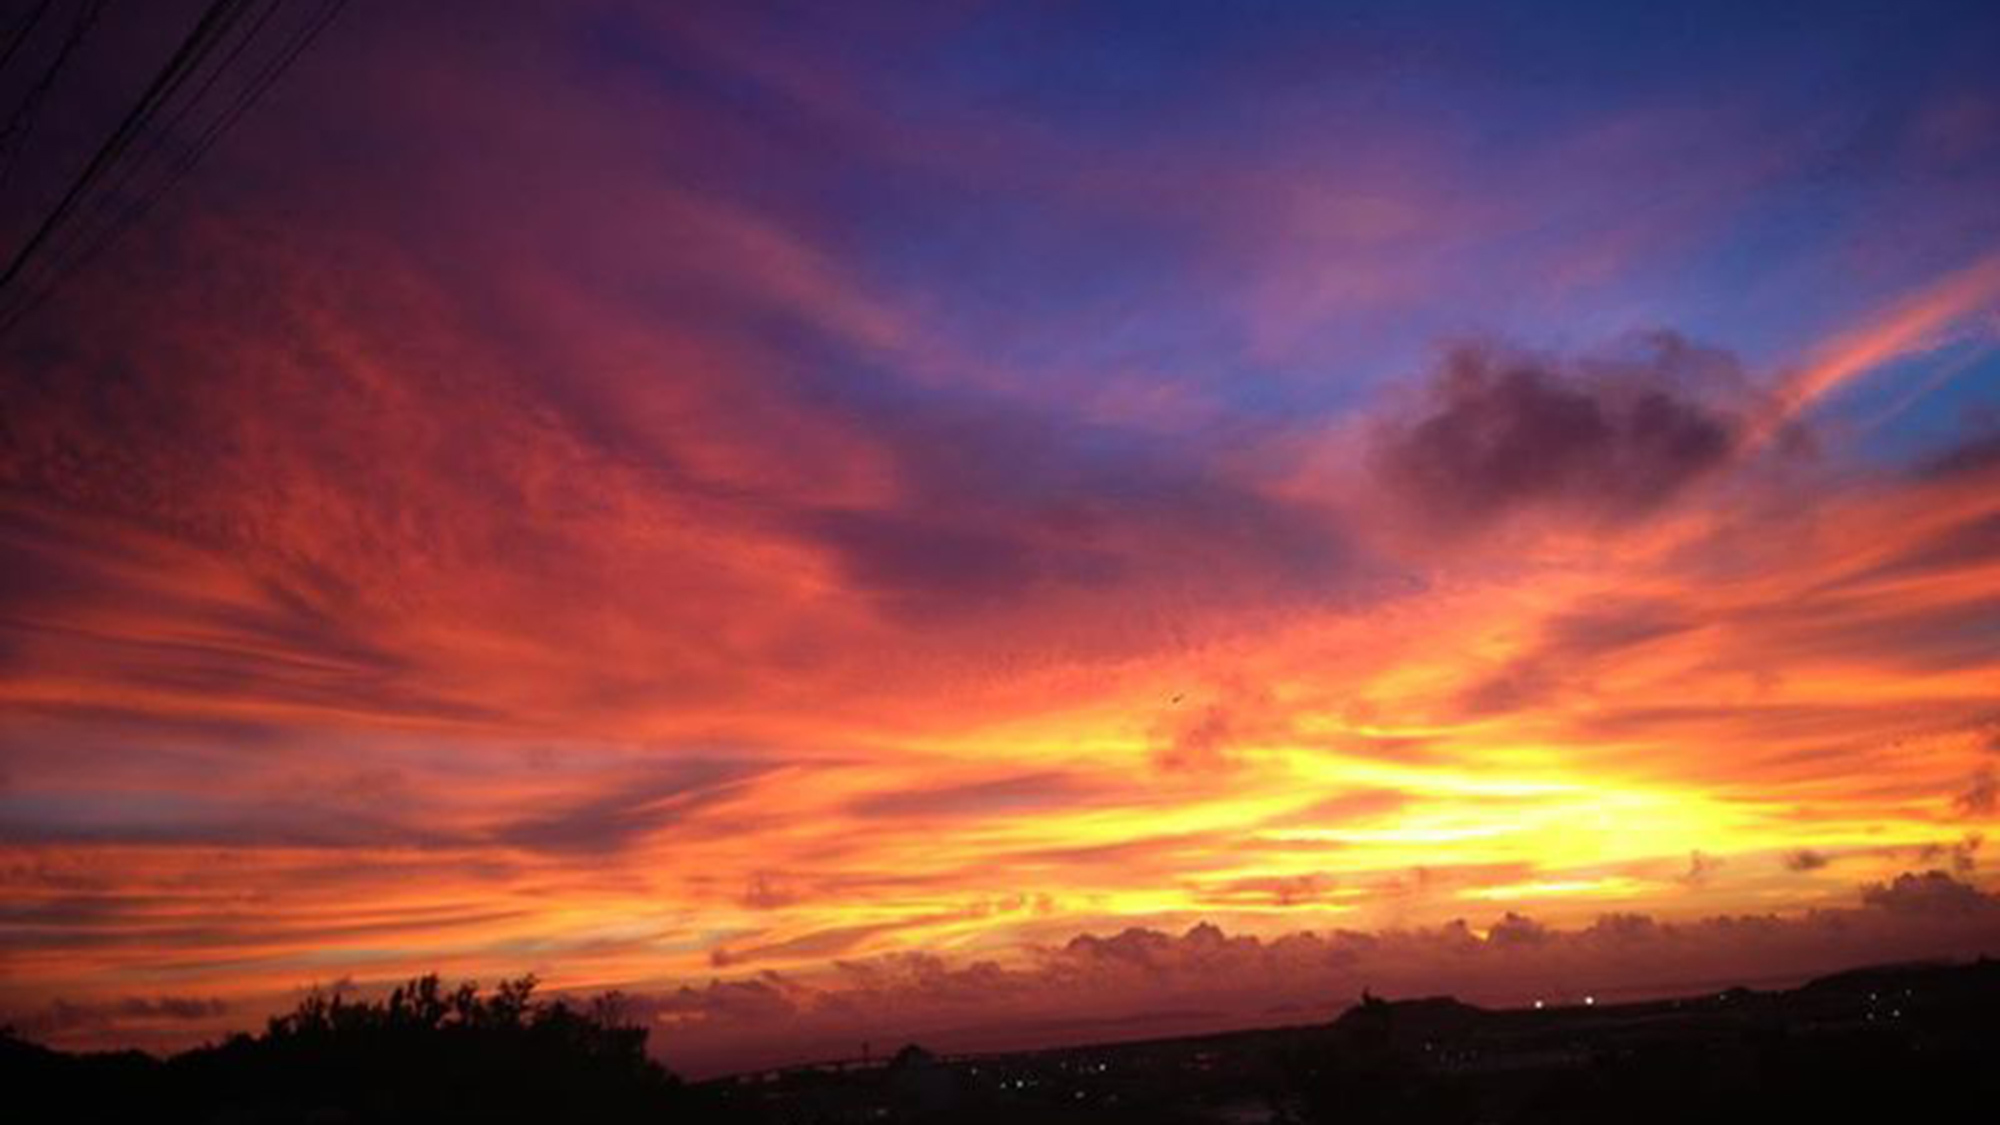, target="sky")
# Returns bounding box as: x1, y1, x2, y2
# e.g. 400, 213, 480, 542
3, 0, 2000, 1077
